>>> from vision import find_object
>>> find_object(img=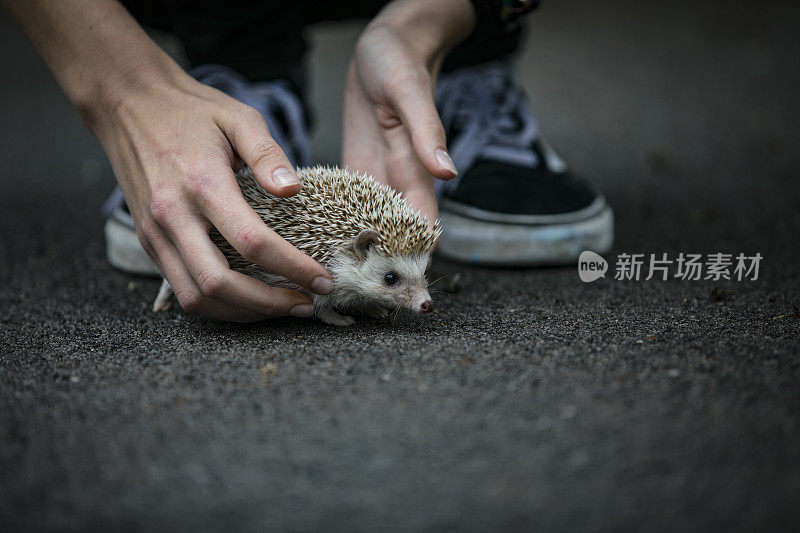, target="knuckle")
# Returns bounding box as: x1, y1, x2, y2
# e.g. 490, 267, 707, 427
229, 106, 270, 137
232, 104, 262, 123
249, 140, 283, 166
183, 174, 217, 202
149, 194, 179, 227
175, 290, 203, 313
181, 172, 218, 203
235, 226, 266, 260
163, 151, 219, 201
197, 267, 227, 298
